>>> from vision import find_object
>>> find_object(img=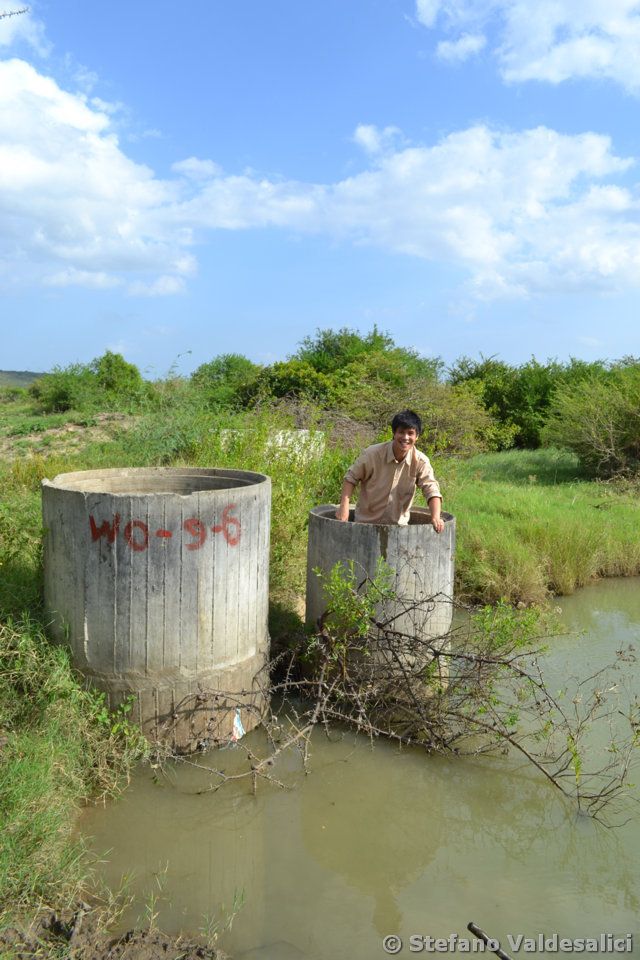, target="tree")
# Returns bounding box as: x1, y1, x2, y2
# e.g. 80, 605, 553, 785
191, 353, 261, 409
448, 355, 610, 449
91, 350, 143, 399
294, 326, 444, 381
543, 366, 640, 476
